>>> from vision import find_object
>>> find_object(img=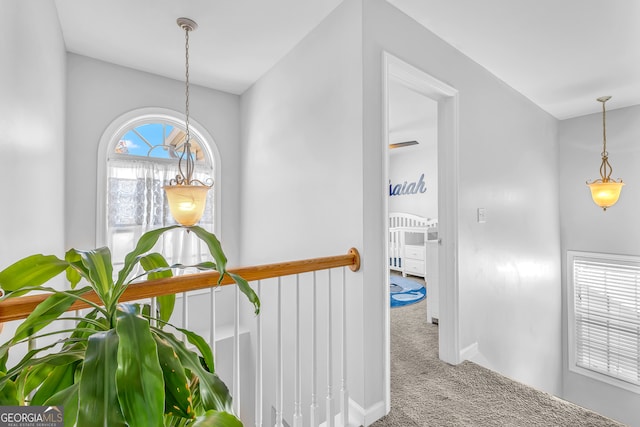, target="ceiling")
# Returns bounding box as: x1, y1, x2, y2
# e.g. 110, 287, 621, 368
388, 79, 437, 148
54, 0, 640, 120
54, 0, 344, 95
